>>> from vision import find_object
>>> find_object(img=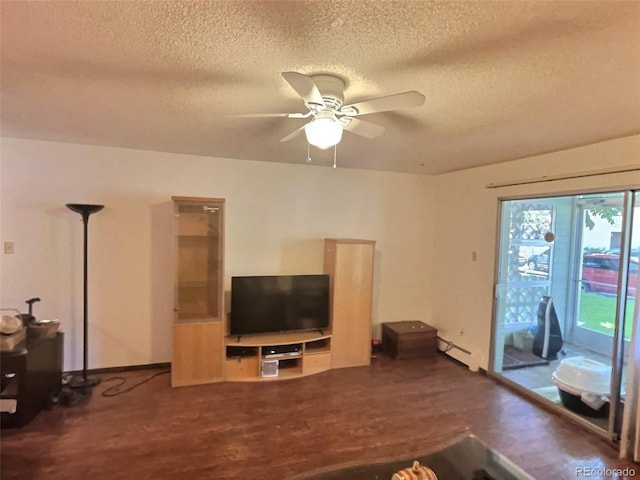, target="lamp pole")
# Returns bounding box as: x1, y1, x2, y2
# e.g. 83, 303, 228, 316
66, 203, 104, 389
